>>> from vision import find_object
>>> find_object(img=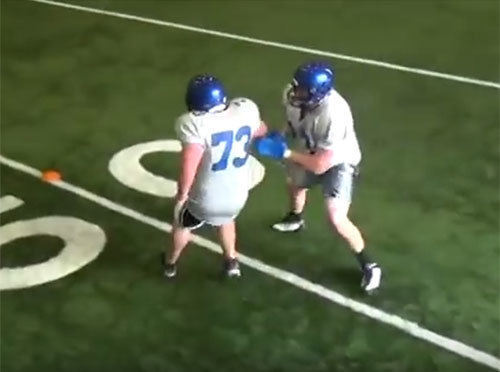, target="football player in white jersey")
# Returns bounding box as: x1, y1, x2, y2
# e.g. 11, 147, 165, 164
255, 62, 381, 293
163, 75, 267, 279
